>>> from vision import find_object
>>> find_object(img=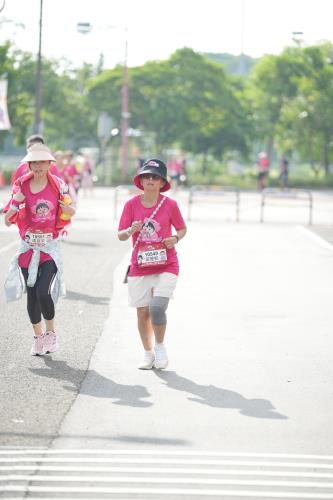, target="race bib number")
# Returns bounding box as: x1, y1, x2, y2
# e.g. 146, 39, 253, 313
25, 230, 53, 247
137, 242, 168, 267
